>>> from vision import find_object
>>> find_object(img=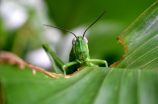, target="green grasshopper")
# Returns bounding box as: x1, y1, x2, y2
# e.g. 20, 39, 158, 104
43, 11, 108, 76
